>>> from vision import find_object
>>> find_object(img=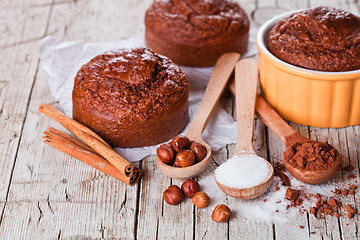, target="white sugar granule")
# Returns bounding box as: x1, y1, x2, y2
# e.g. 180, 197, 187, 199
198, 160, 353, 223
214, 154, 270, 188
